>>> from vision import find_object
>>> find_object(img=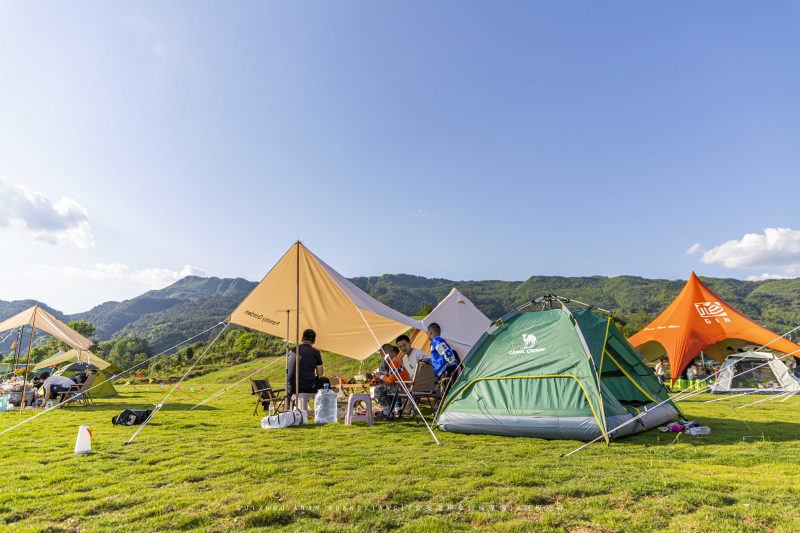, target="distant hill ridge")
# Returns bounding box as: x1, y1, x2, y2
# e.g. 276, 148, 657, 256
0, 273, 798, 353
